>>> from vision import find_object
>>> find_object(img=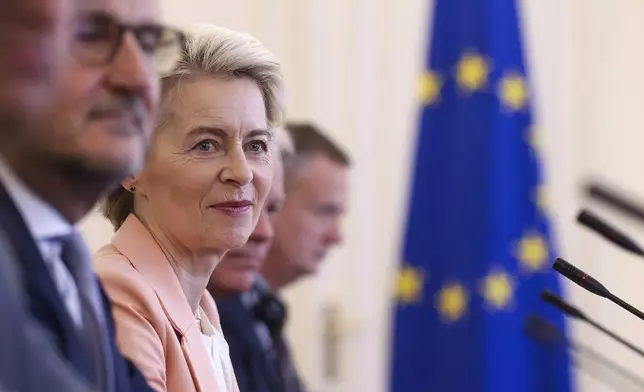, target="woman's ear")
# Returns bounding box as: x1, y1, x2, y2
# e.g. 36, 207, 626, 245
121, 177, 137, 193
